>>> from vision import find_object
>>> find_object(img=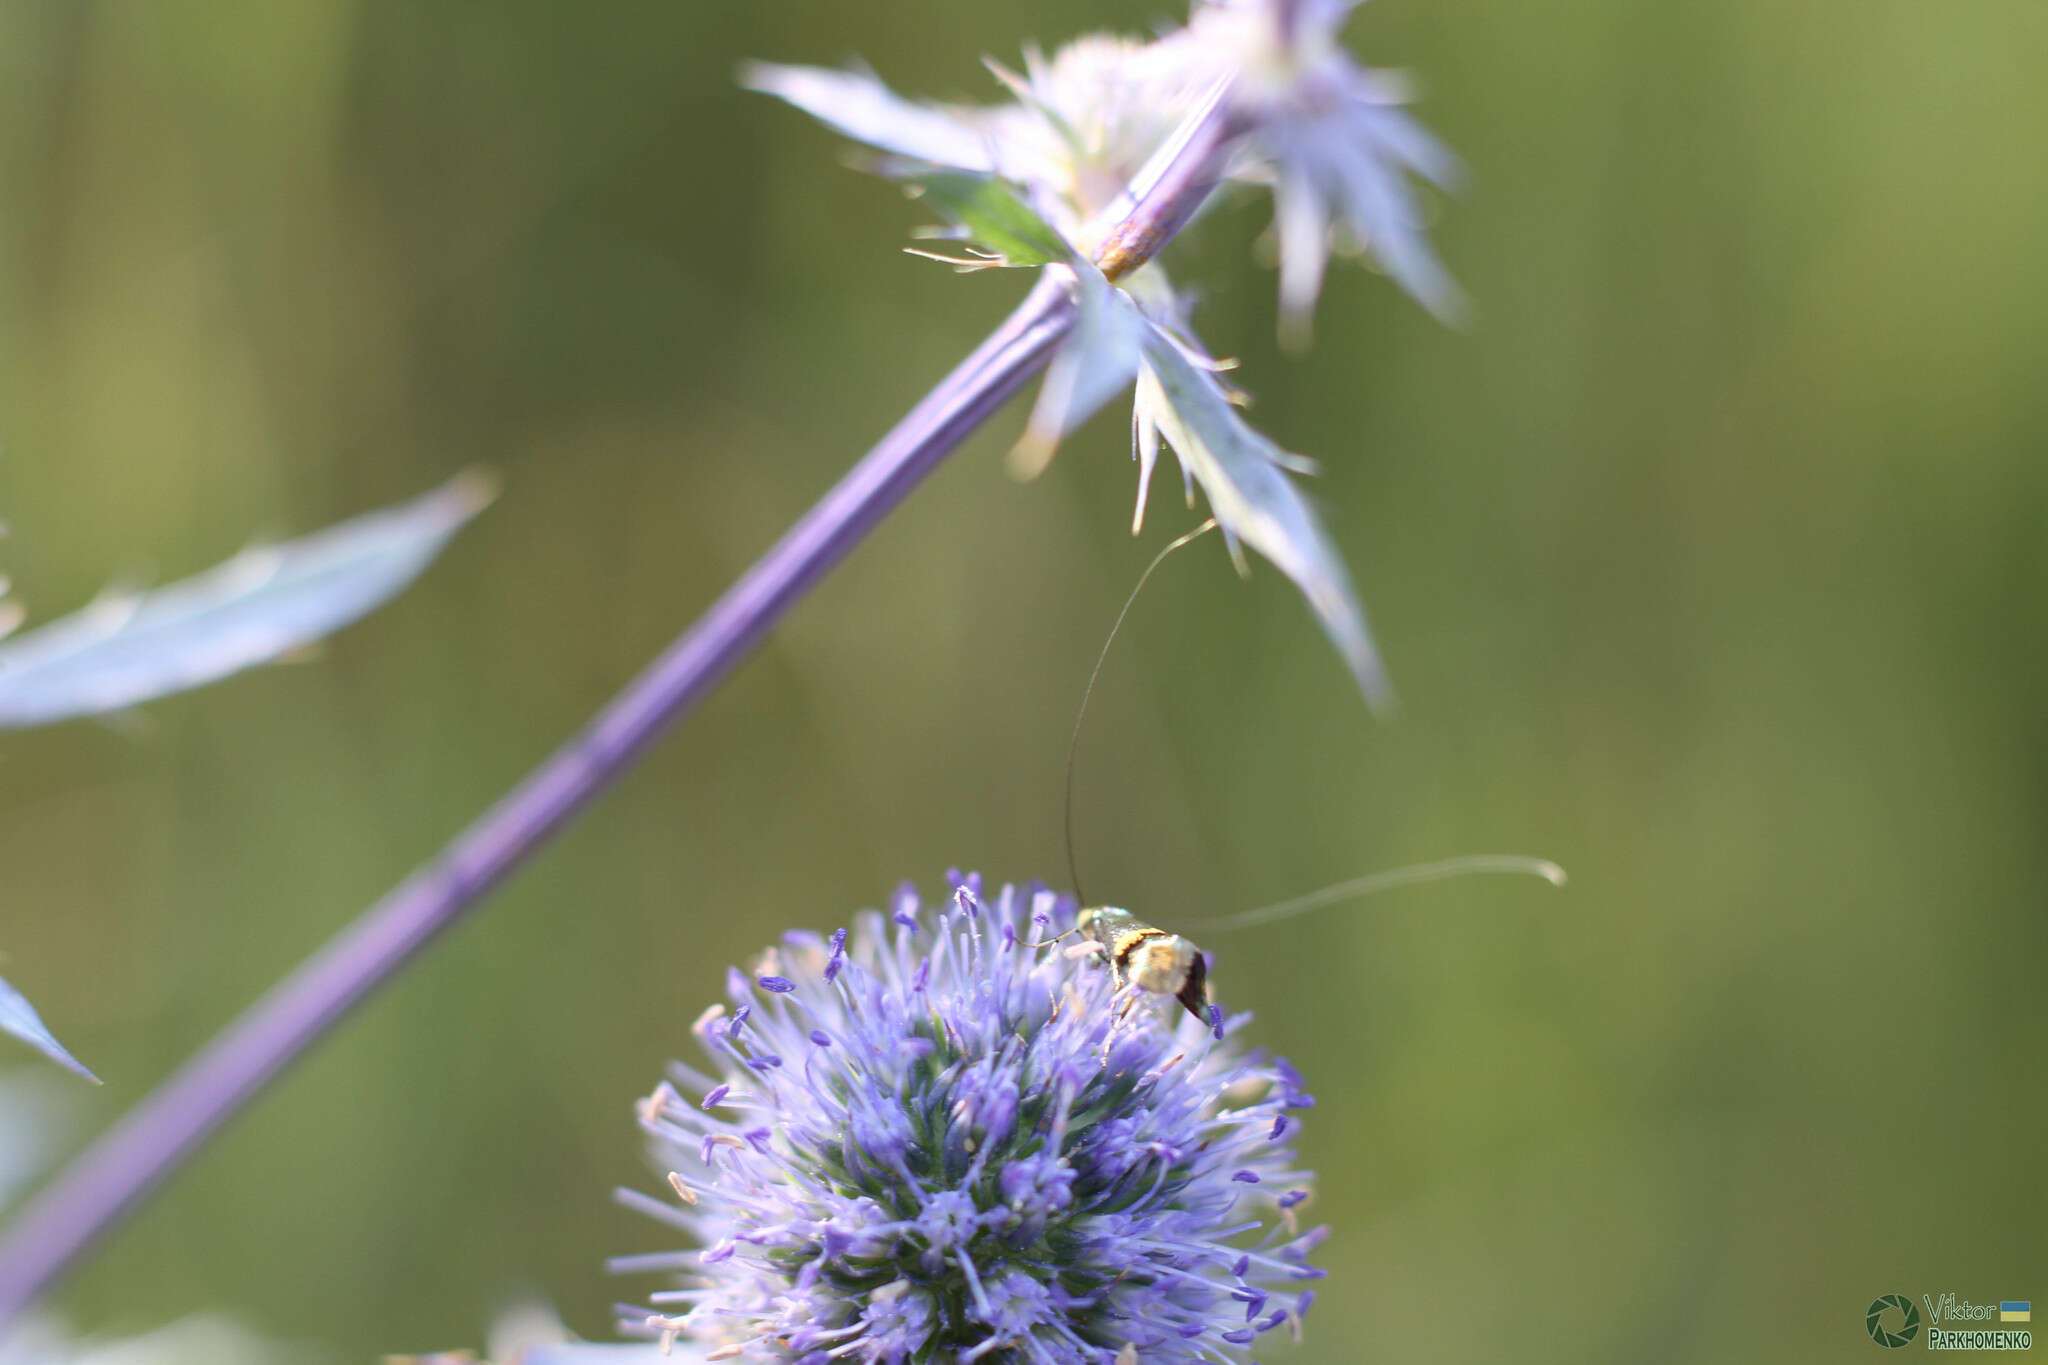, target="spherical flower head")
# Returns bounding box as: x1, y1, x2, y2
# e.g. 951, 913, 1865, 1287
625, 874, 1324, 1363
